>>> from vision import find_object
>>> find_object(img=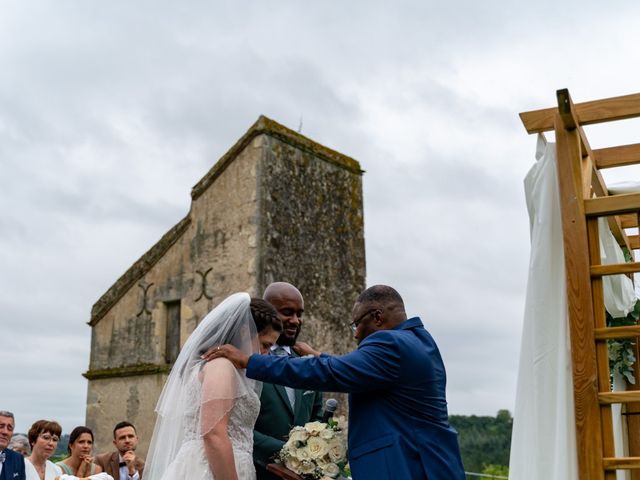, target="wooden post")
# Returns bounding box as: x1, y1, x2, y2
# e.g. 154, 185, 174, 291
555, 100, 605, 479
